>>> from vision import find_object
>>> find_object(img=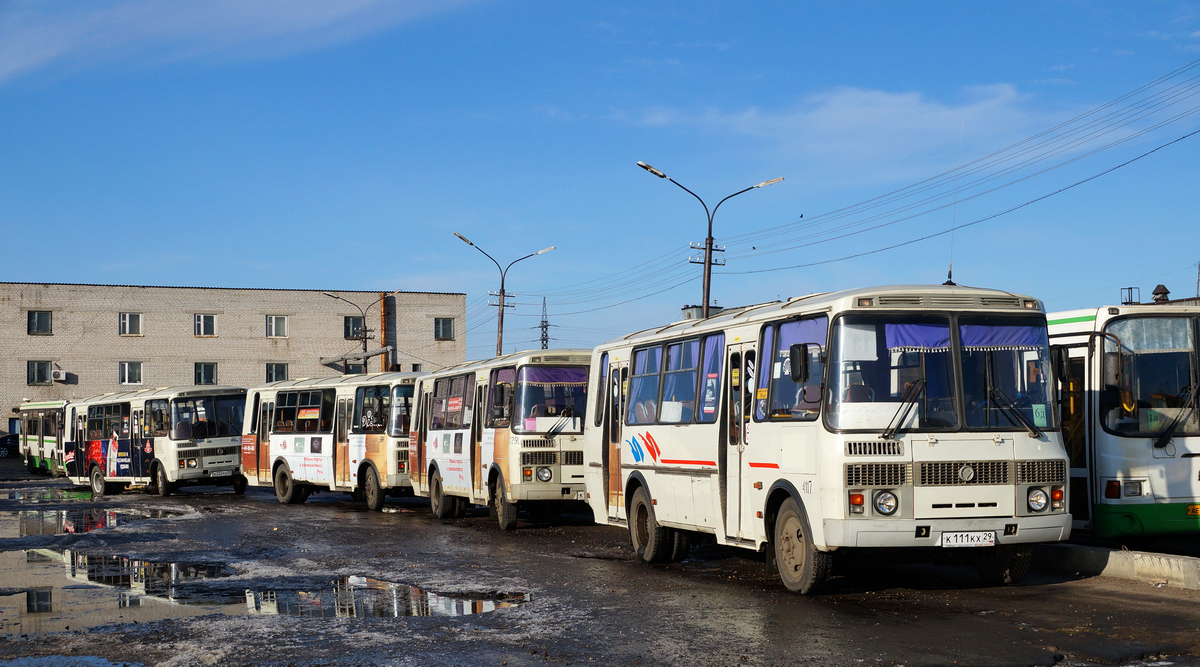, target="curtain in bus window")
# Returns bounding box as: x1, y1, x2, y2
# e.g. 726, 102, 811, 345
628, 347, 662, 425
769, 317, 827, 421
660, 340, 699, 423
755, 326, 775, 420
697, 334, 724, 423
885, 323, 952, 351
960, 317, 1052, 430
959, 325, 1043, 351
